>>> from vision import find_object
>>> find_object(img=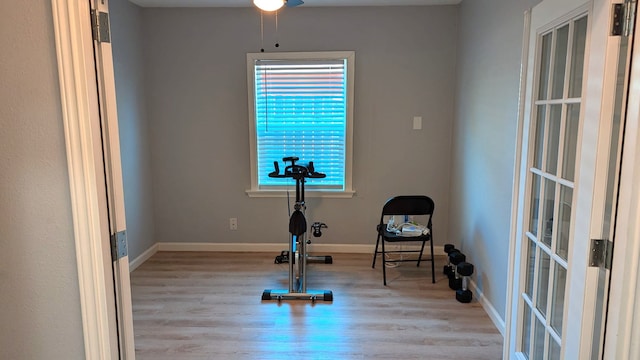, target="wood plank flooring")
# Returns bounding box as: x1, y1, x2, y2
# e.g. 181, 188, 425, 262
131, 252, 503, 359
